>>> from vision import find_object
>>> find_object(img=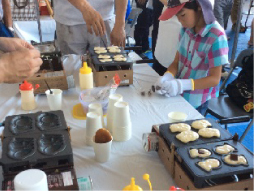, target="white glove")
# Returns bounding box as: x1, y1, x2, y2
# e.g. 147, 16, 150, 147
162, 79, 194, 97
154, 72, 174, 94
